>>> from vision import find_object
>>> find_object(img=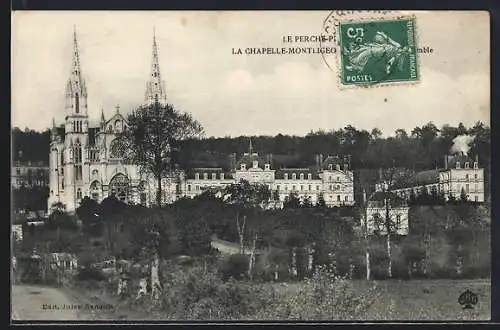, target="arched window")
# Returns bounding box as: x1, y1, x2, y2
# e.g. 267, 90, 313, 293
76, 188, 82, 200
114, 120, 122, 133
109, 139, 121, 158
75, 93, 80, 113
90, 181, 100, 201
109, 173, 130, 202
